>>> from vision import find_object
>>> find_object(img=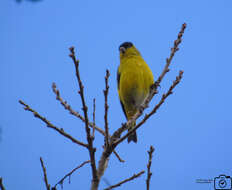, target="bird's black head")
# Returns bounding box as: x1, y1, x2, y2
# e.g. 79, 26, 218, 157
119, 42, 133, 53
